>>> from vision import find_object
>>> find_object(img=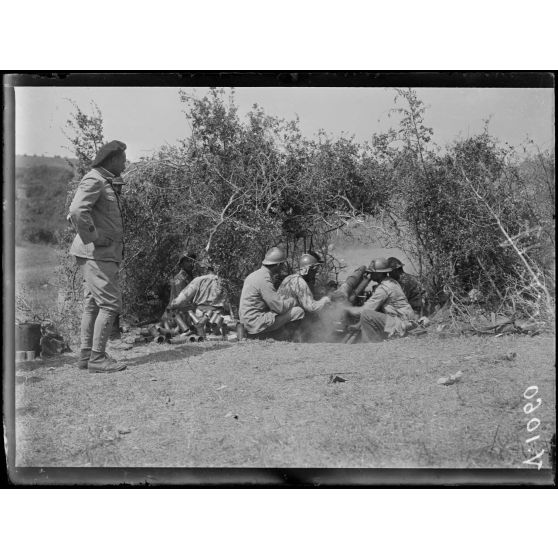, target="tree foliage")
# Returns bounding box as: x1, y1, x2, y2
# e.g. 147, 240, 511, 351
57, 88, 555, 324
119, 89, 387, 319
